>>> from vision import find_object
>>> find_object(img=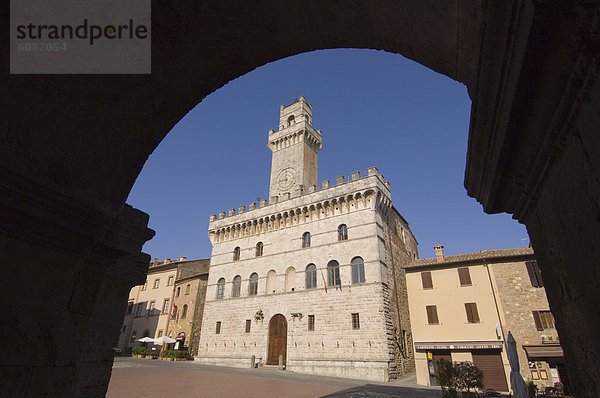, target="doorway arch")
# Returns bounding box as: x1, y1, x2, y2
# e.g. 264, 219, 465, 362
267, 314, 288, 365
